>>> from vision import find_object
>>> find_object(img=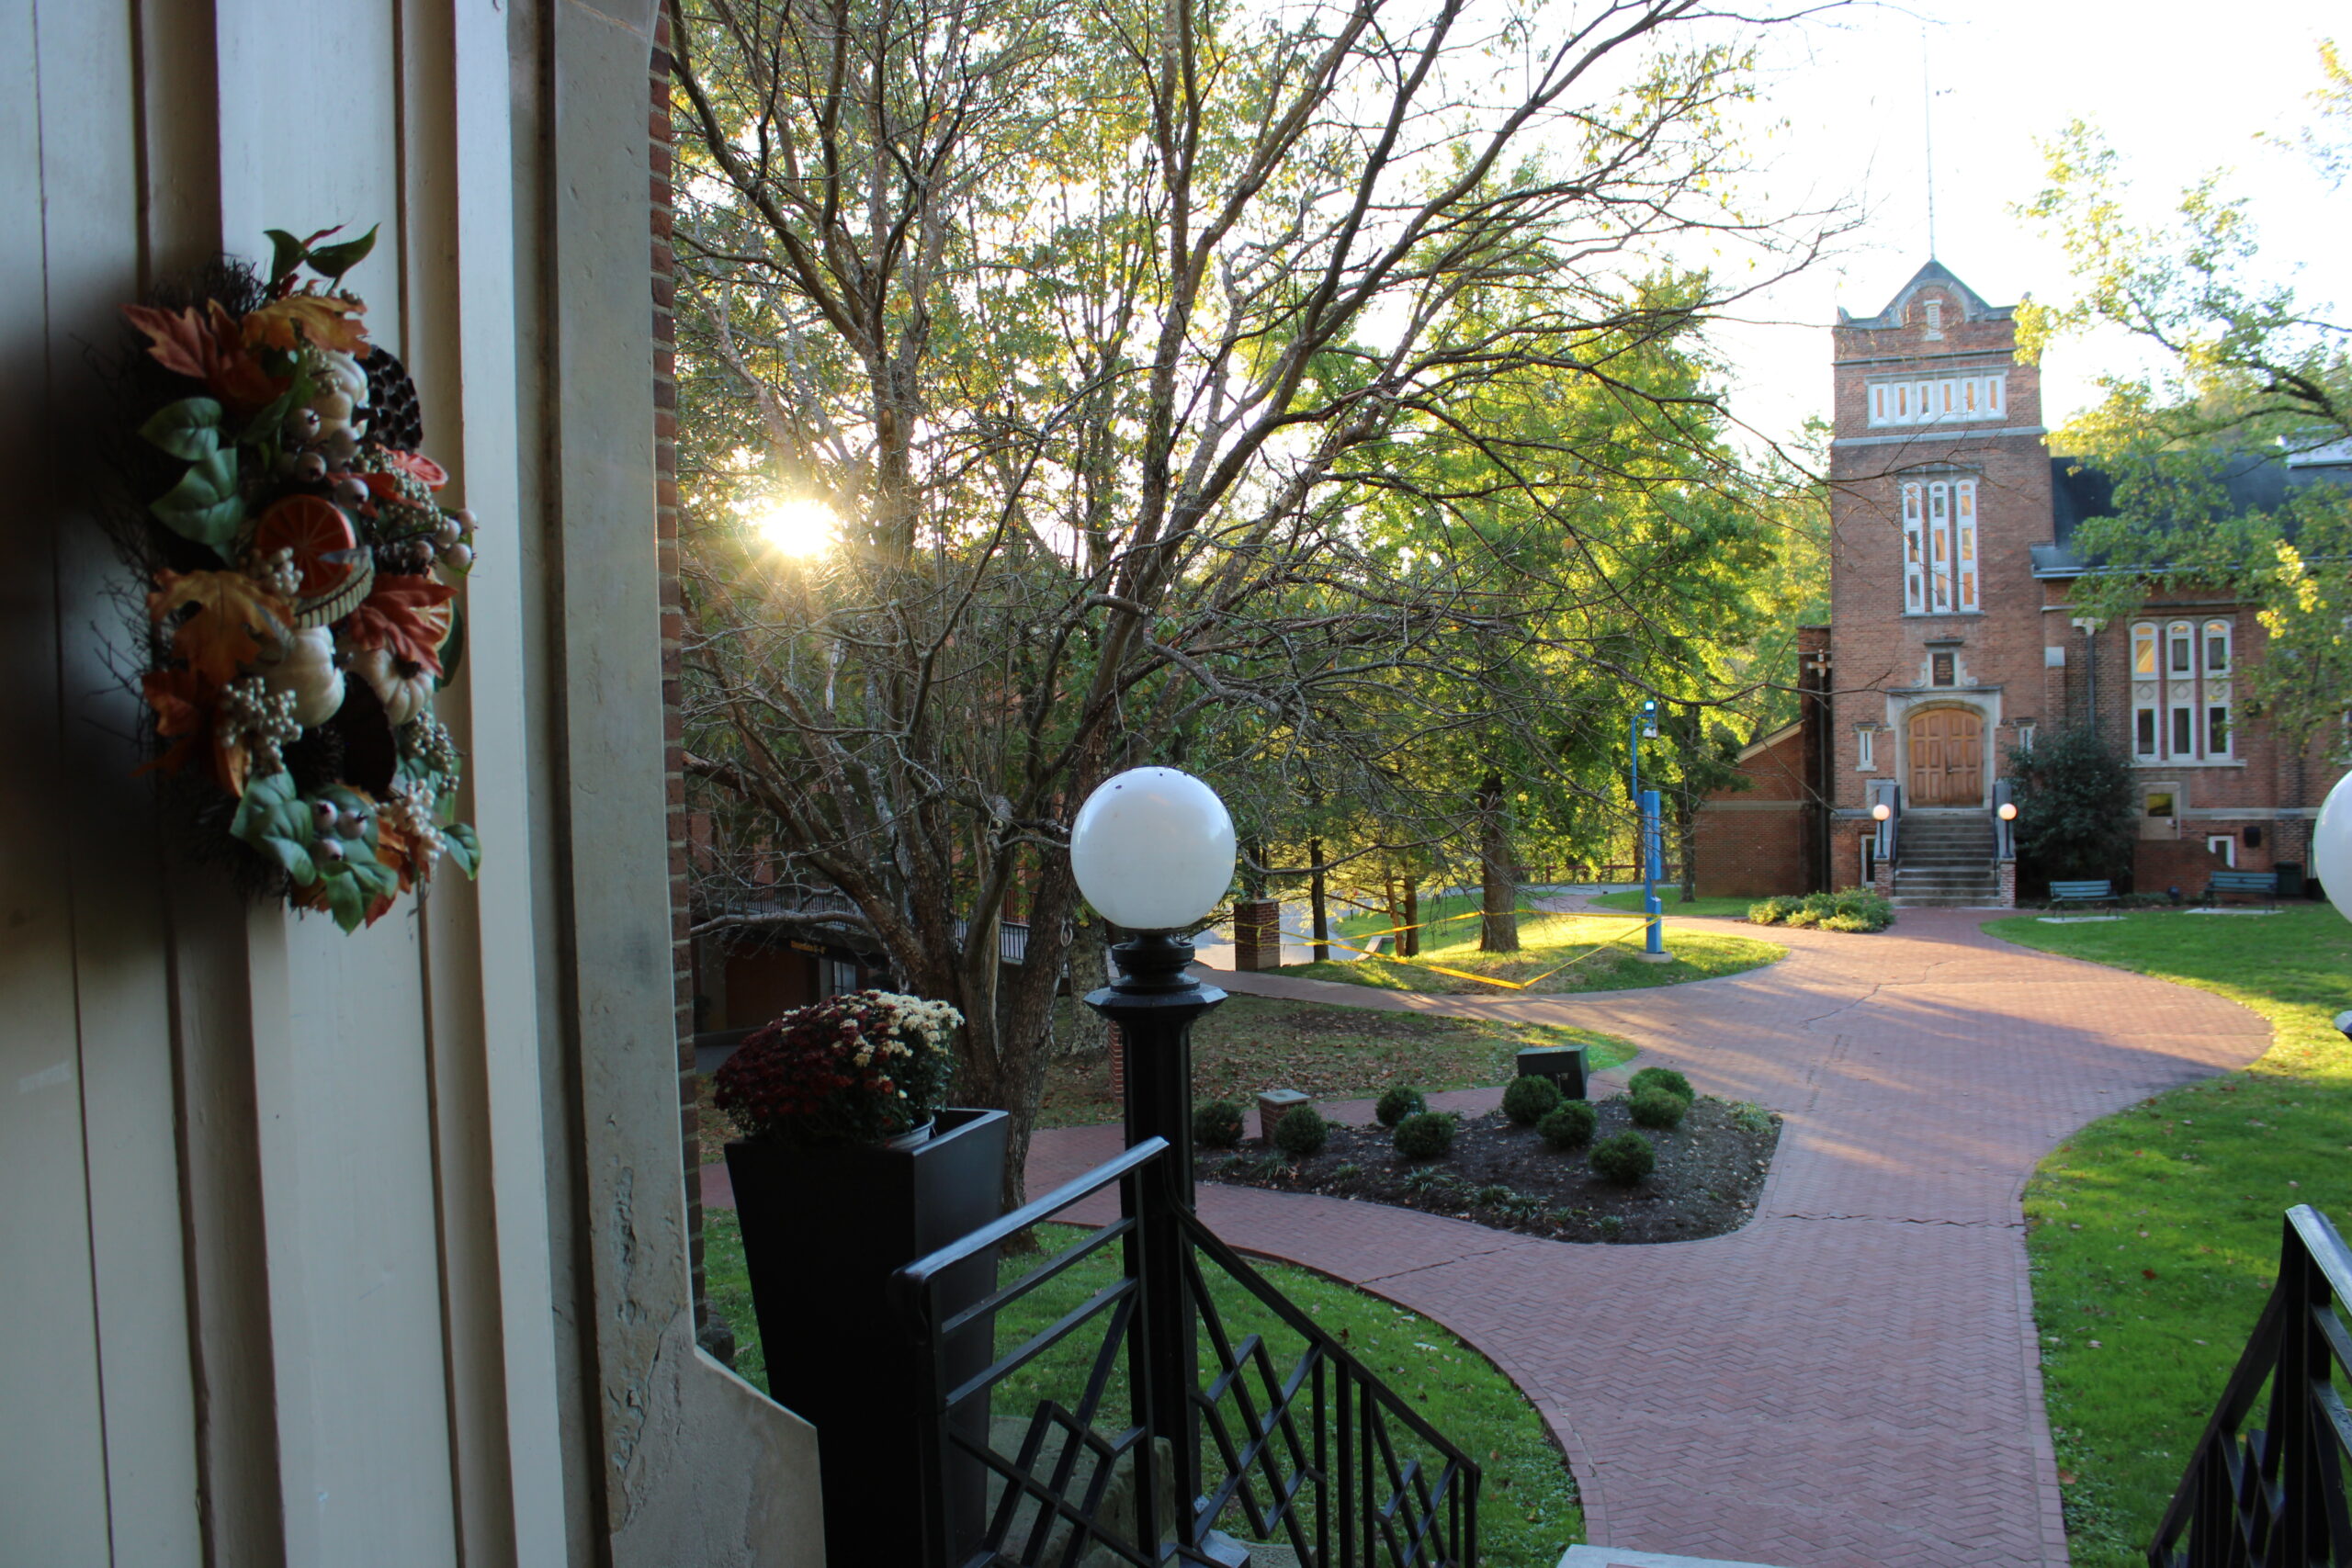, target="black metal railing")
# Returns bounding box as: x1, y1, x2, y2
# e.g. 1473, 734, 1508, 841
2149, 1204, 2352, 1567
894, 1142, 1480, 1567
